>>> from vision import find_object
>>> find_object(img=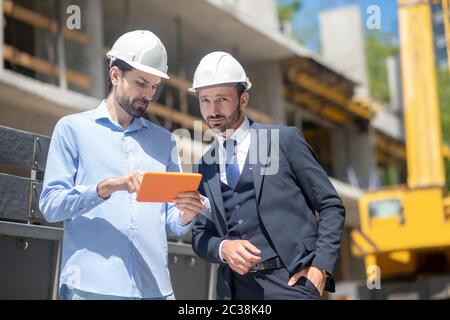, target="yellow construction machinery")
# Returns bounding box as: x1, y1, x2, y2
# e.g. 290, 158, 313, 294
444, 0, 450, 74
350, 0, 450, 299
